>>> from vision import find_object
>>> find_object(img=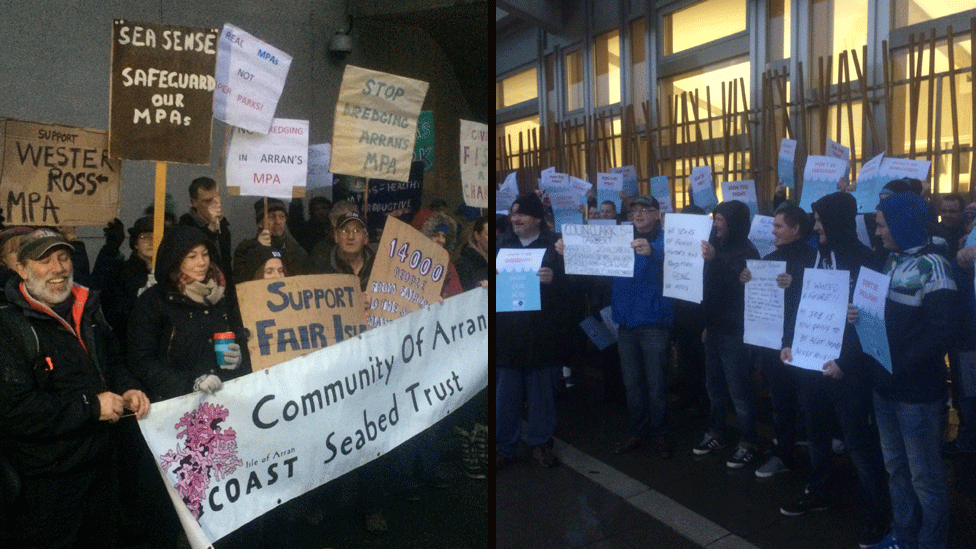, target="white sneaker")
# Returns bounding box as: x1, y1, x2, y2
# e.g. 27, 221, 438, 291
755, 456, 789, 478
832, 438, 846, 454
